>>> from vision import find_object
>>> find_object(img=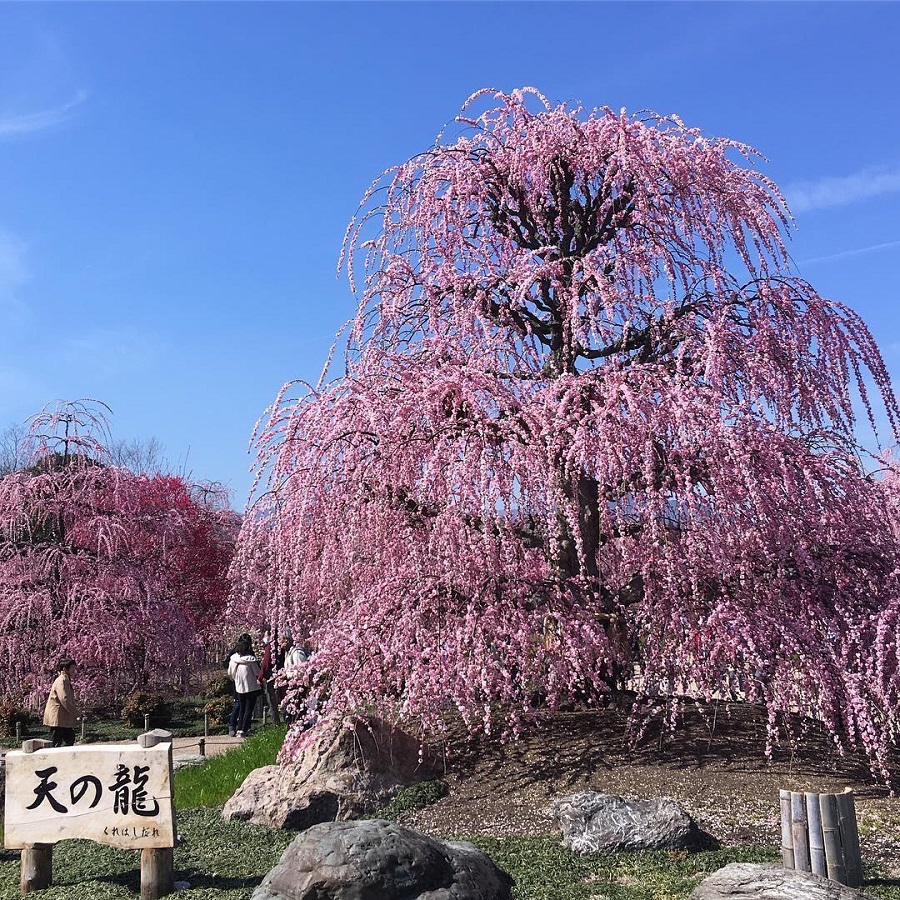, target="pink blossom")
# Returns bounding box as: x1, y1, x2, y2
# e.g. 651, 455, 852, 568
232, 90, 900, 779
